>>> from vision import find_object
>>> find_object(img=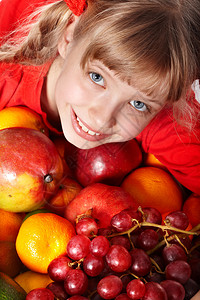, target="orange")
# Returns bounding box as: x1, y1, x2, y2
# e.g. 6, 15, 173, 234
0, 241, 23, 278
183, 193, 200, 227
45, 176, 82, 216
16, 213, 75, 273
143, 152, 167, 170
15, 271, 53, 293
0, 209, 24, 242
0, 106, 48, 135
121, 167, 183, 214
